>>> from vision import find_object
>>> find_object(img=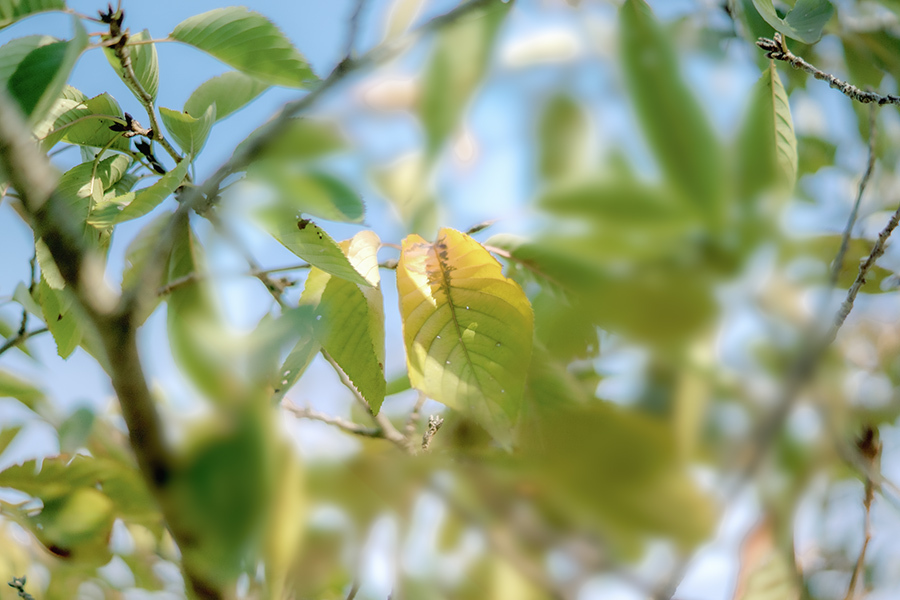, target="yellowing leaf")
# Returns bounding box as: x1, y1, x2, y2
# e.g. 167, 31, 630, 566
397, 228, 533, 446
301, 231, 386, 412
